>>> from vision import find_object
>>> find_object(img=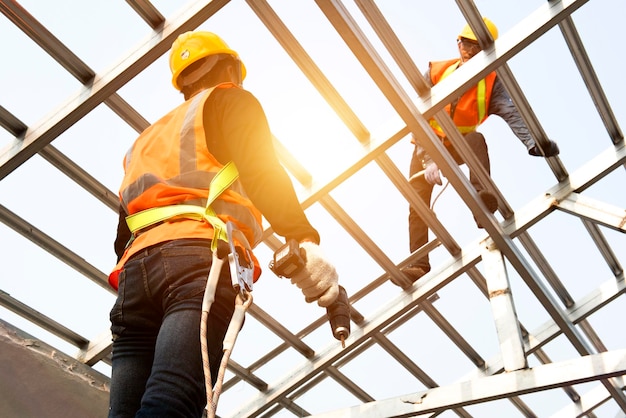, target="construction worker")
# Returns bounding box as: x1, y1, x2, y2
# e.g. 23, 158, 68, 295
107, 31, 339, 418
403, 17, 560, 283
